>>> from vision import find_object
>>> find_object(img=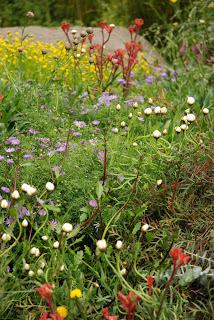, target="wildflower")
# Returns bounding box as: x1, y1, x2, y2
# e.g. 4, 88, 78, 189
153, 130, 161, 139
22, 219, 28, 227
30, 247, 40, 257
169, 0, 177, 3
154, 106, 161, 114
62, 223, 73, 233
186, 114, 196, 122
117, 291, 140, 318
161, 107, 168, 114
61, 22, 71, 33
88, 199, 98, 208
134, 18, 144, 30
115, 240, 123, 250
36, 283, 54, 306
11, 190, 20, 199
187, 96, 195, 105
147, 275, 154, 296
1, 233, 11, 242
37, 269, 44, 276
70, 288, 82, 299
120, 121, 126, 127
24, 263, 30, 270
141, 223, 149, 232
1, 199, 9, 208
42, 235, 49, 241
175, 126, 181, 133
112, 127, 119, 133
56, 306, 68, 318
116, 104, 121, 110
28, 270, 35, 277
162, 129, 167, 135
46, 182, 55, 192
133, 142, 138, 147
102, 307, 118, 320
5, 136, 20, 145
128, 113, 133, 119
60, 265, 65, 272
157, 179, 163, 186
53, 241, 60, 249
120, 268, 127, 276
26, 11, 35, 18
180, 124, 188, 130
133, 102, 138, 108
202, 108, 209, 114
96, 239, 107, 251
144, 107, 152, 115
